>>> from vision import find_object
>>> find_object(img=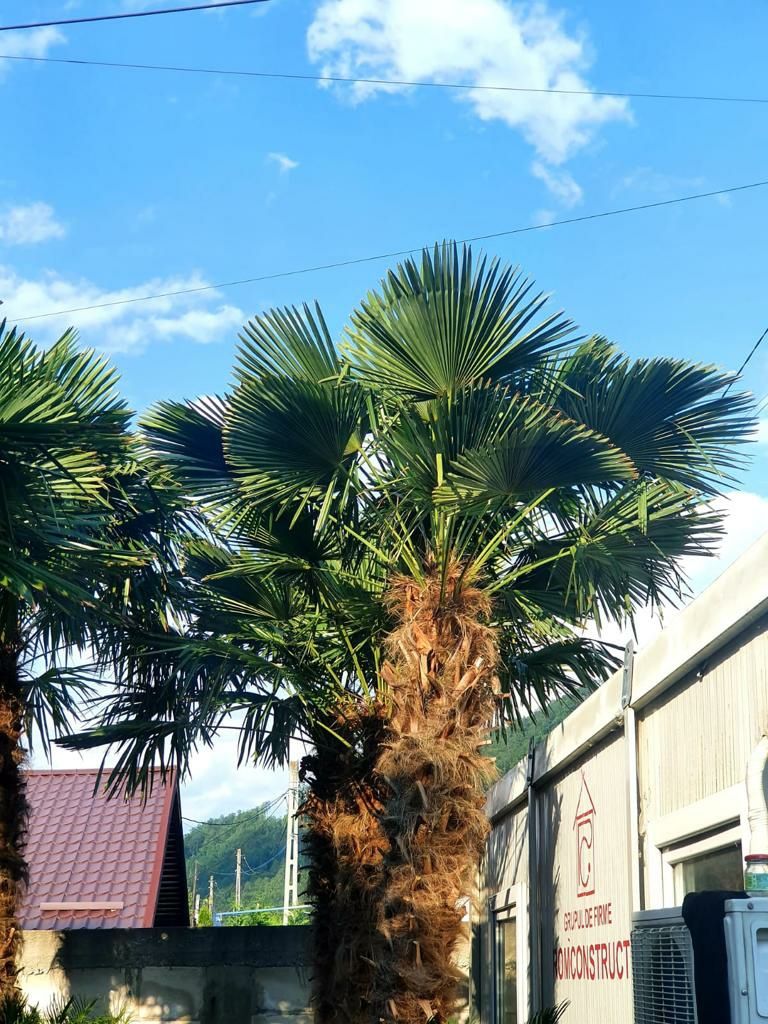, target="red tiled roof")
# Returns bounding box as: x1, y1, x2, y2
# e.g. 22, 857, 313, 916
21, 768, 180, 930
